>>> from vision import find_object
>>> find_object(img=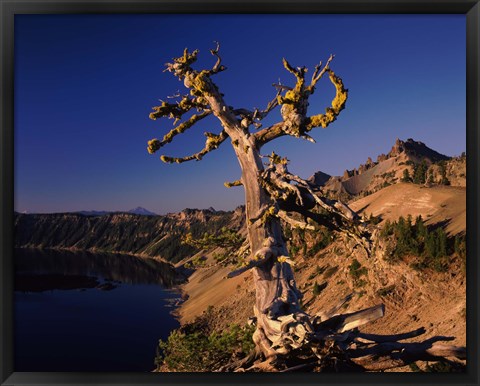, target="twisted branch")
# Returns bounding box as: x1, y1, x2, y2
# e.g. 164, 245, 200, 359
224, 179, 243, 188
309, 54, 334, 90
156, 130, 229, 164
305, 70, 348, 130
209, 41, 226, 75
147, 111, 211, 153
254, 56, 348, 148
